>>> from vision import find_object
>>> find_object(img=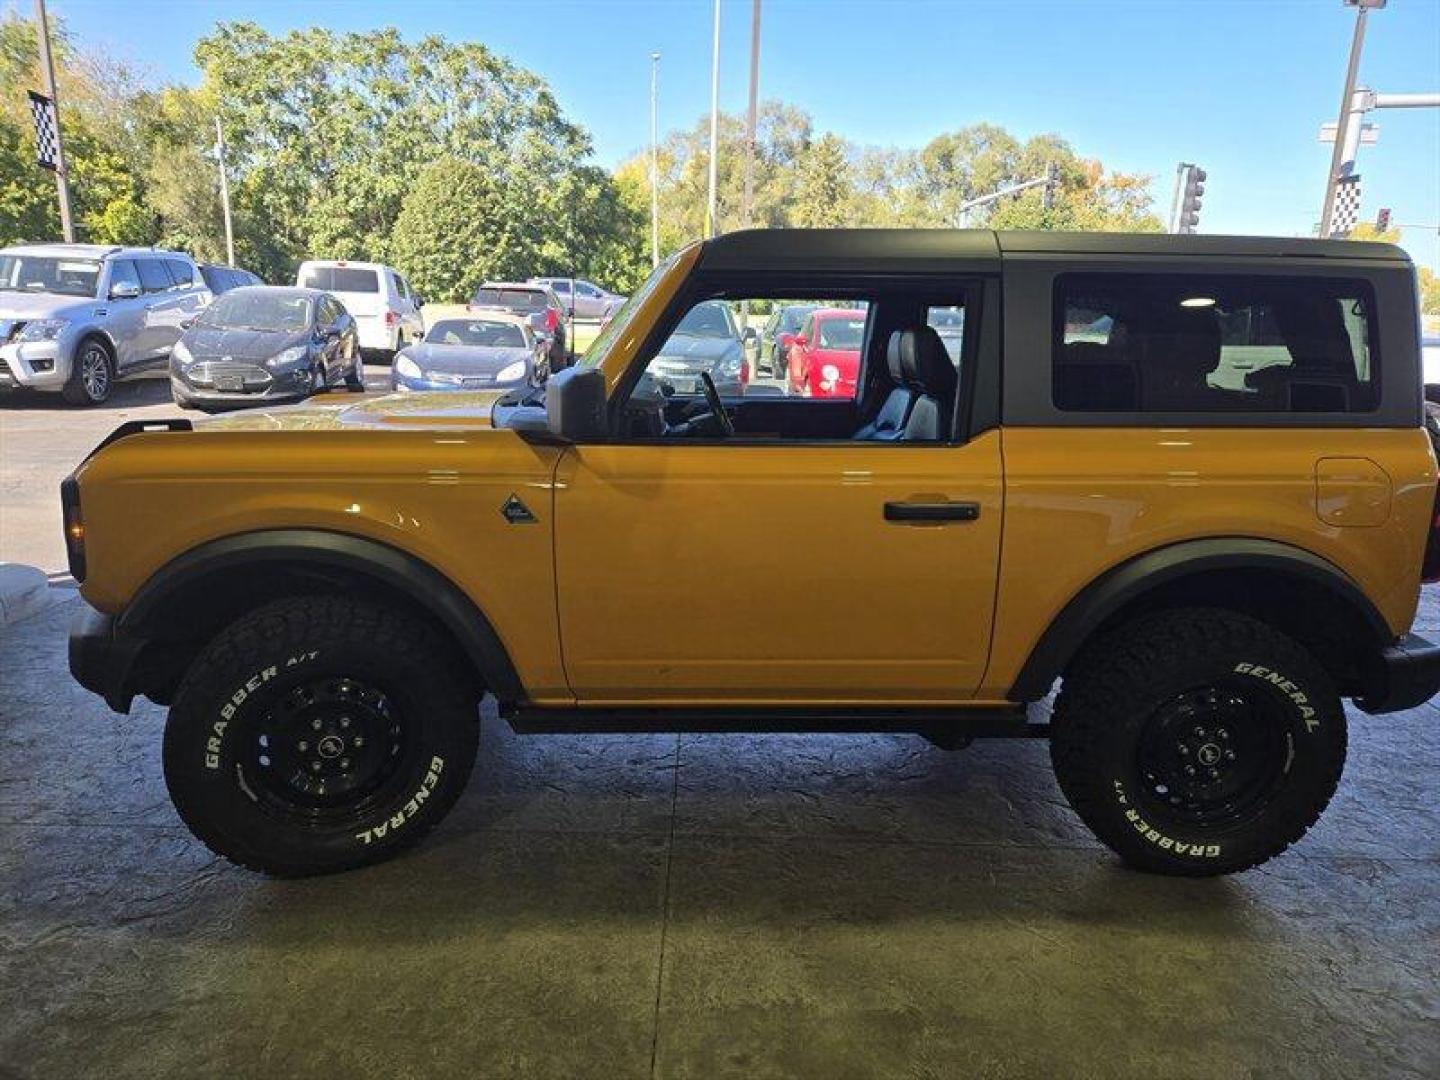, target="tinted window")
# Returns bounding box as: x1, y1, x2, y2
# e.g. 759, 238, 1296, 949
1053, 274, 1379, 414
107, 259, 141, 296
199, 266, 226, 292
136, 259, 172, 294
472, 287, 547, 312
165, 259, 196, 288
300, 266, 380, 293
198, 291, 312, 333
428, 319, 528, 347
